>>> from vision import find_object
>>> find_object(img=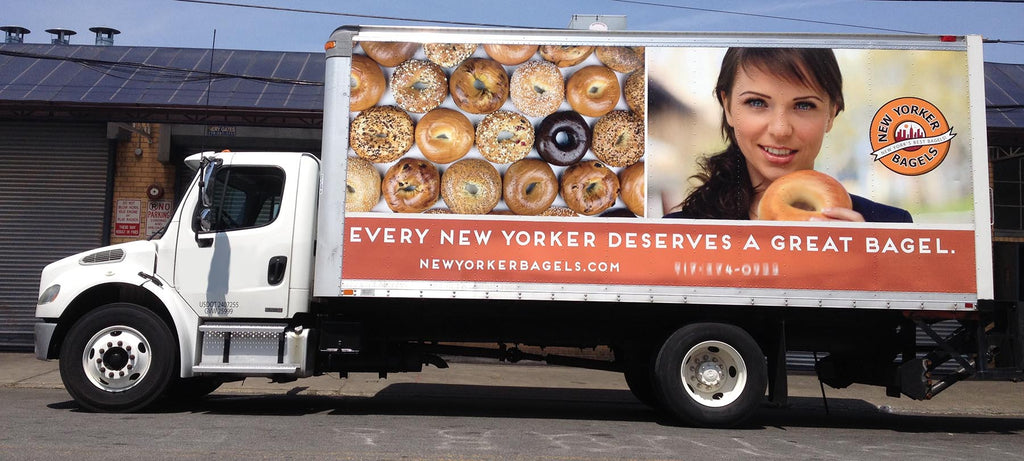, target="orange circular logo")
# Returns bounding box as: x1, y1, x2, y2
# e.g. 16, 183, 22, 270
869, 97, 955, 176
